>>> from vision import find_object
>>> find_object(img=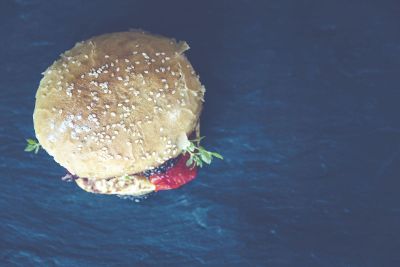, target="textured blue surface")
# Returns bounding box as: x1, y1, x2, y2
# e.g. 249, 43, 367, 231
1, 0, 400, 266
